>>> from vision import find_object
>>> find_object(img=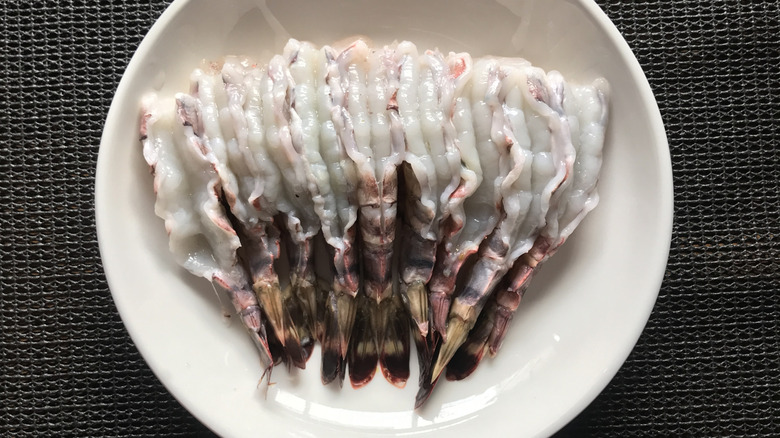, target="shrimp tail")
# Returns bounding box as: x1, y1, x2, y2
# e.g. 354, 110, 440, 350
290, 238, 319, 347
487, 235, 551, 355
321, 291, 346, 385
376, 293, 411, 387
215, 280, 276, 376
428, 219, 479, 340
445, 298, 496, 381
413, 333, 440, 409
281, 284, 314, 368
348, 294, 379, 388
431, 230, 508, 381
252, 279, 287, 348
